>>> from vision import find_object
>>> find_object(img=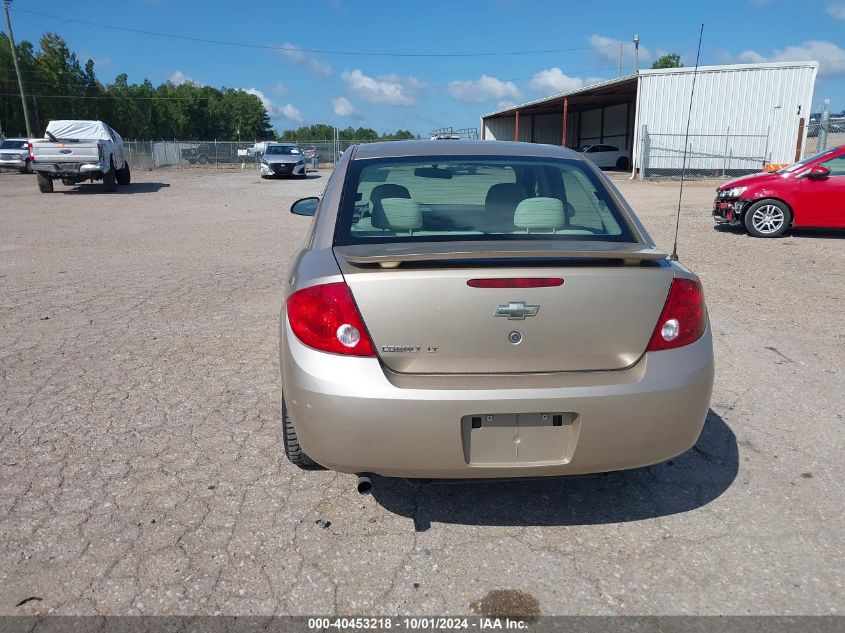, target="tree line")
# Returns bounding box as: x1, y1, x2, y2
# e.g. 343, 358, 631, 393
278, 124, 417, 142
1, 31, 418, 142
